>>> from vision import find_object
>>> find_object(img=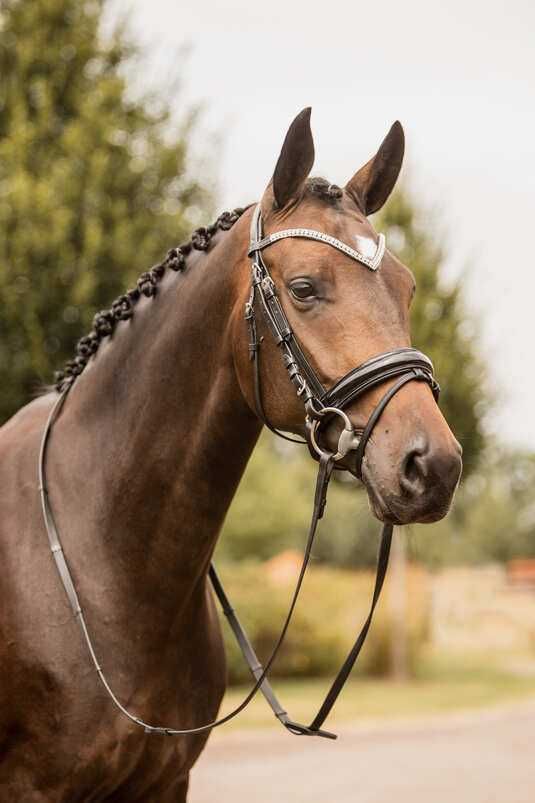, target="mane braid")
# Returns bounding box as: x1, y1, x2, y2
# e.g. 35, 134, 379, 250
305, 177, 343, 205
54, 207, 247, 393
